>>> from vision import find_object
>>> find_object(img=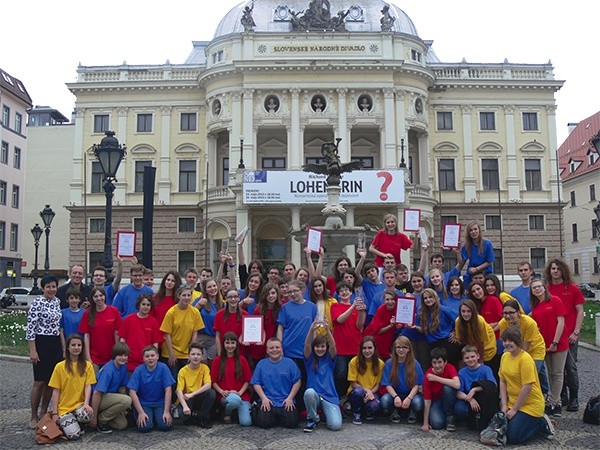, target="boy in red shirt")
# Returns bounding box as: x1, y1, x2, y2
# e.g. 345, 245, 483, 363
421, 347, 460, 431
